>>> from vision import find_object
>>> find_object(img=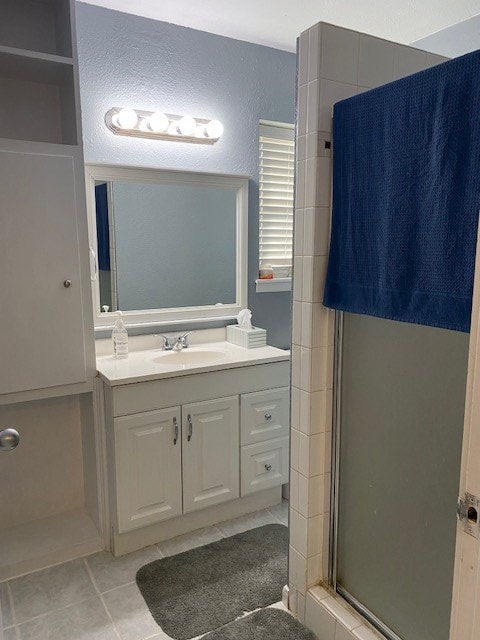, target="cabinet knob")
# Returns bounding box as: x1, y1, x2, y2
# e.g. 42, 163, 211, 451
265, 463, 272, 472
265, 413, 272, 421
0, 428, 20, 452
63, 279, 72, 288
